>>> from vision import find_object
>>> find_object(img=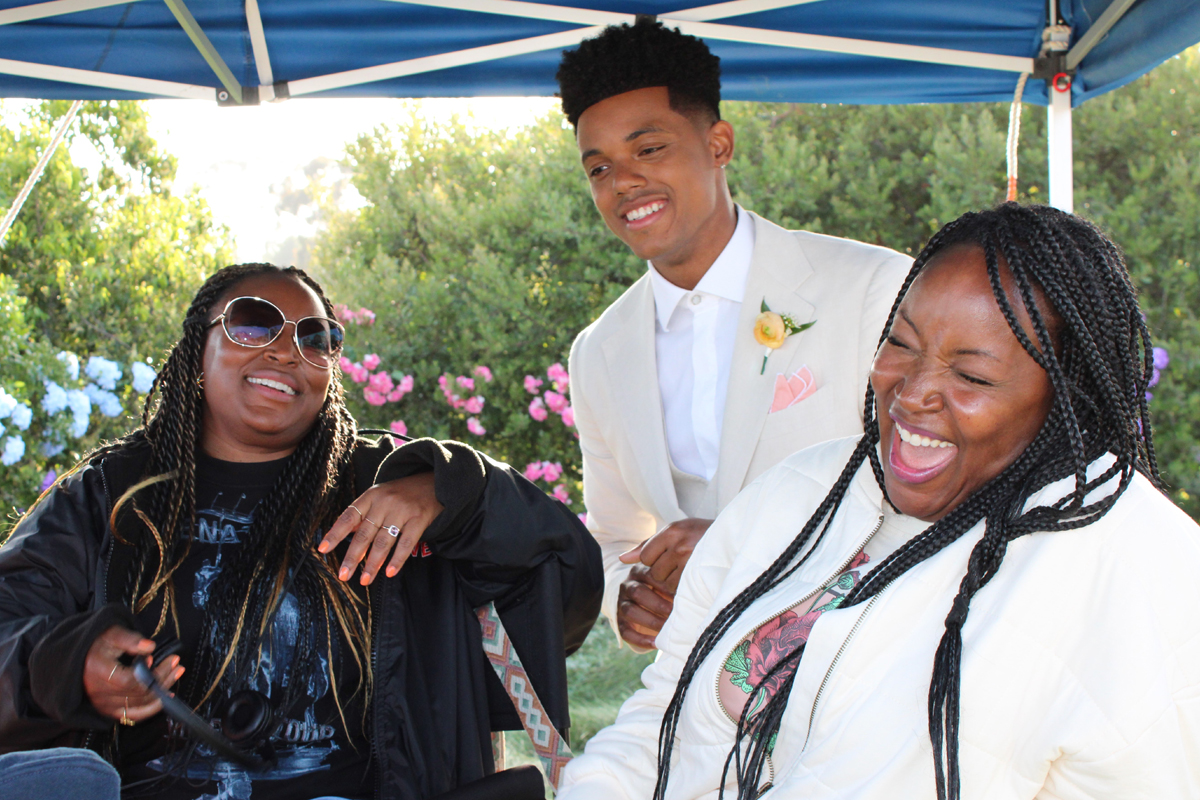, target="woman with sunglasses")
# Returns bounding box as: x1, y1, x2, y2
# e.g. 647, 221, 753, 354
0, 263, 602, 800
